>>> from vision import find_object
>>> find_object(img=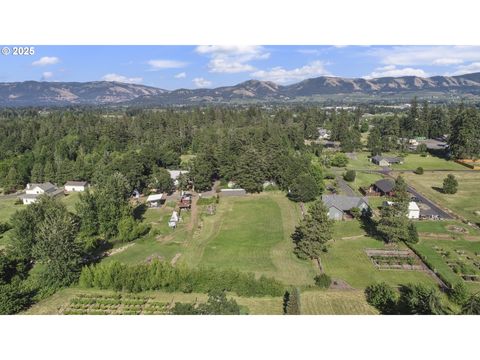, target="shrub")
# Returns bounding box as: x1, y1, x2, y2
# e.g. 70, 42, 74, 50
448, 281, 469, 306
343, 170, 356, 182
414, 167, 424, 175
314, 273, 332, 289
78, 260, 284, 297
330, 153, 349, 168
443, 174, 458, 194
365, 282, 397, 314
